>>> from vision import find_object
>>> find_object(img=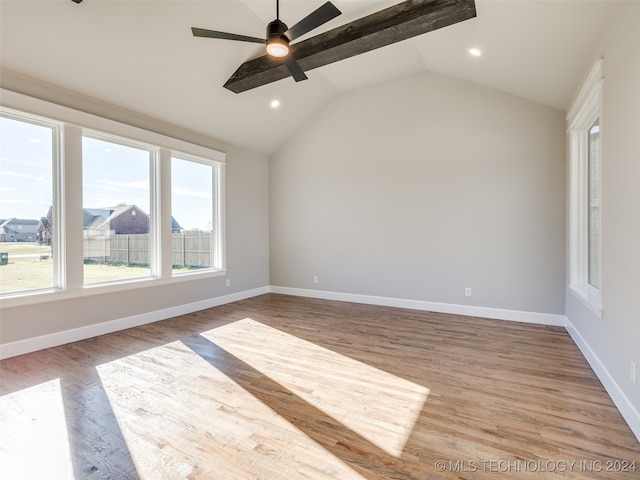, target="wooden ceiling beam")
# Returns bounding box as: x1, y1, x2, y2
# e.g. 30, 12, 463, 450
224, 0, 476, 93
